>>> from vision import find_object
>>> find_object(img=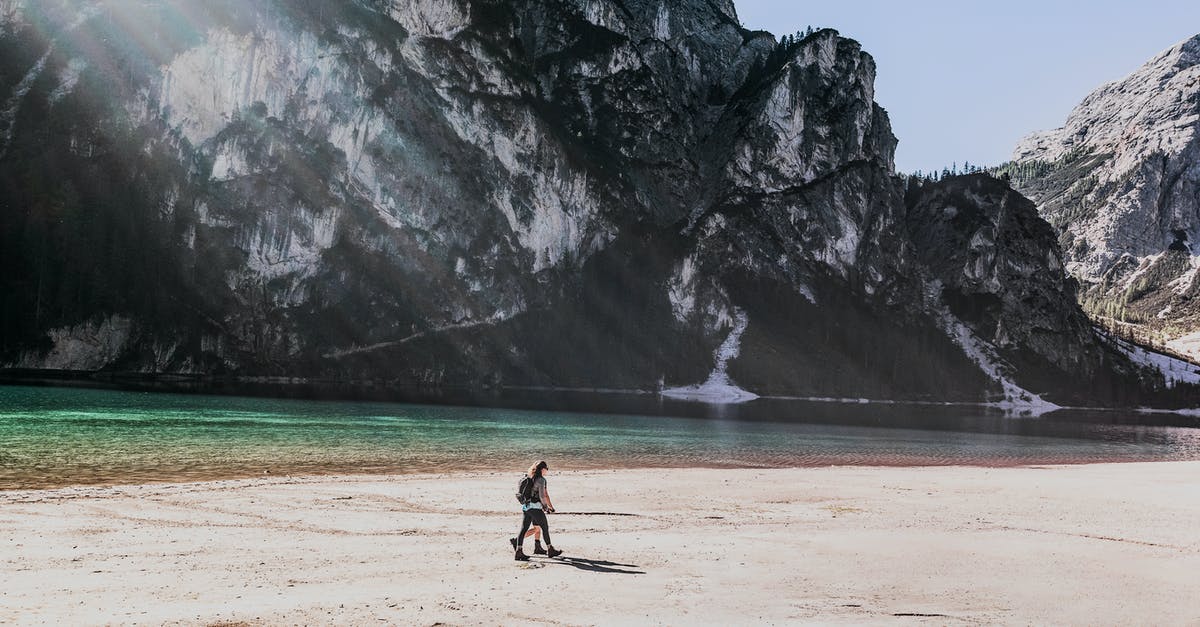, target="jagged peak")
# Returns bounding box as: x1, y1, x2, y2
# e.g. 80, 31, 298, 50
1165, 32, 1200, 63
1013, 32, 1200, 163
707, 0, 738, 23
